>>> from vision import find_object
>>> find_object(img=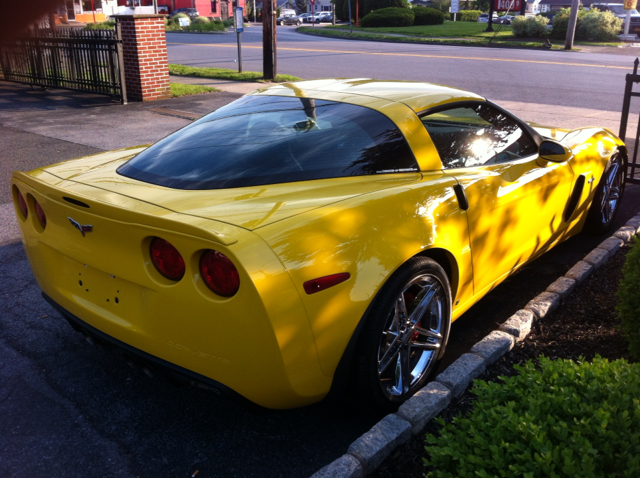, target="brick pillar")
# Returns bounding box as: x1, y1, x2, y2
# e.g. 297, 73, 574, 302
114, 14, 170, 102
